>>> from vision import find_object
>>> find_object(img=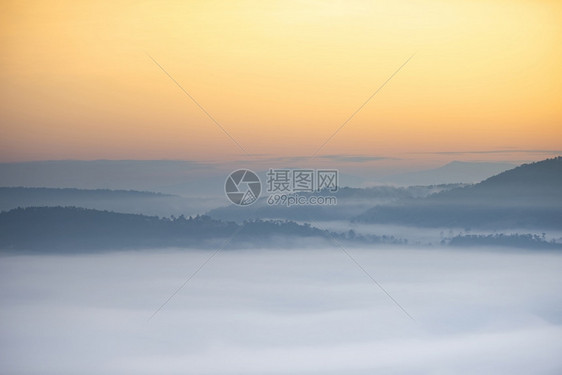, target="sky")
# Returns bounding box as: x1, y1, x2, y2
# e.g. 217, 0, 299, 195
1, 0, 561, 167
